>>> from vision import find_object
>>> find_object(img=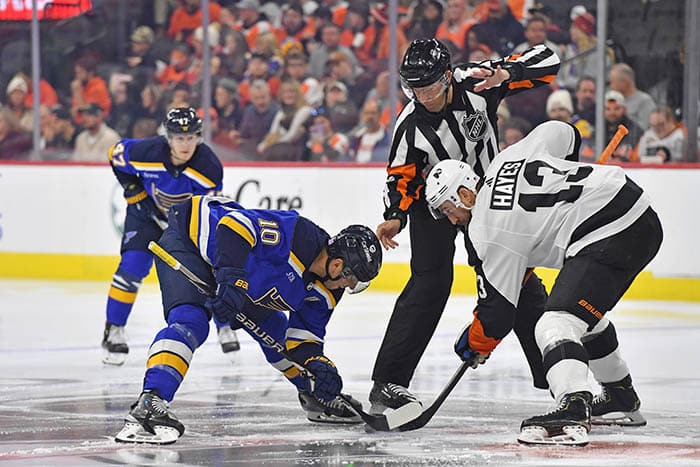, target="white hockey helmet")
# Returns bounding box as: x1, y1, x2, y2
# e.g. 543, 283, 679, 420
425, 159, 480, 219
